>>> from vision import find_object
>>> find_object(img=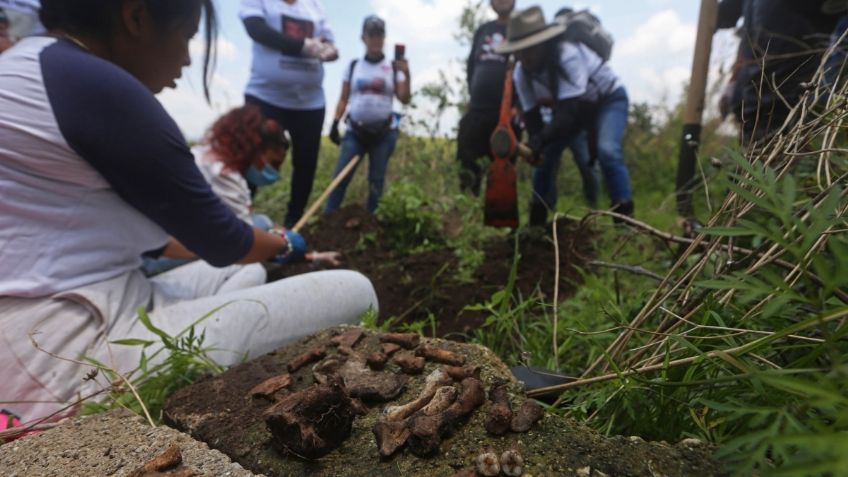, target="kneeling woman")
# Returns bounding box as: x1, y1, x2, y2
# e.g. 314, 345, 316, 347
325, 15, 411, 214
0, 0, 377, 423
